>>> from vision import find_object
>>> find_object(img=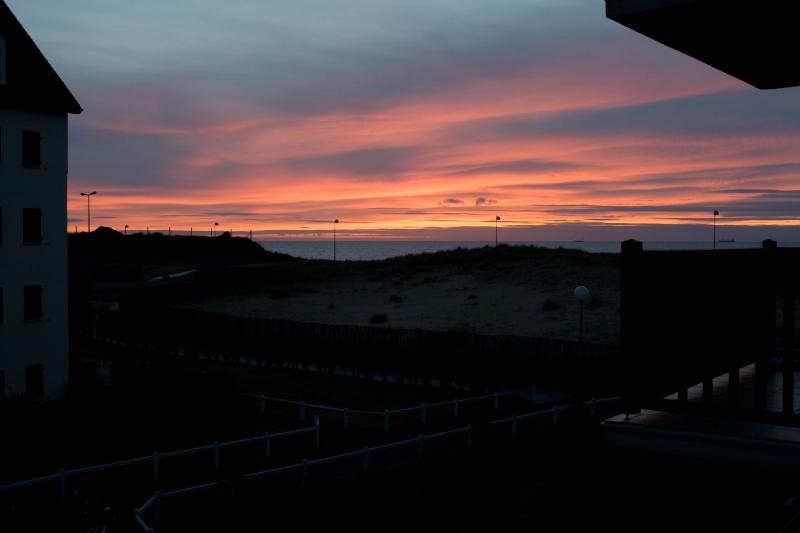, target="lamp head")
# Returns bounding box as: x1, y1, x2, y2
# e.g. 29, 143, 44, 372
334, 219, 339, 224
496, 216, 501, 221
574, 285, 590, 302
